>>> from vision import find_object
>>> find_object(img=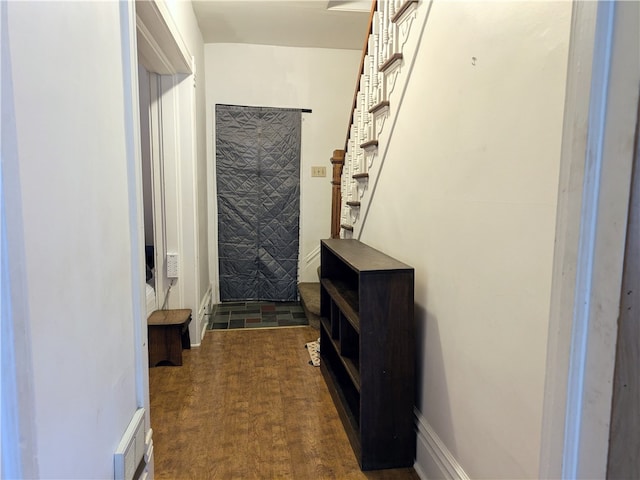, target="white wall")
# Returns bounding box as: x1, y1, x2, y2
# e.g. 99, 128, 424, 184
357, 2, 571, 478
4, 2, 141, 477
204, 43, 361, 297
165, 0, 210, 321
150, 0, 210, 341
